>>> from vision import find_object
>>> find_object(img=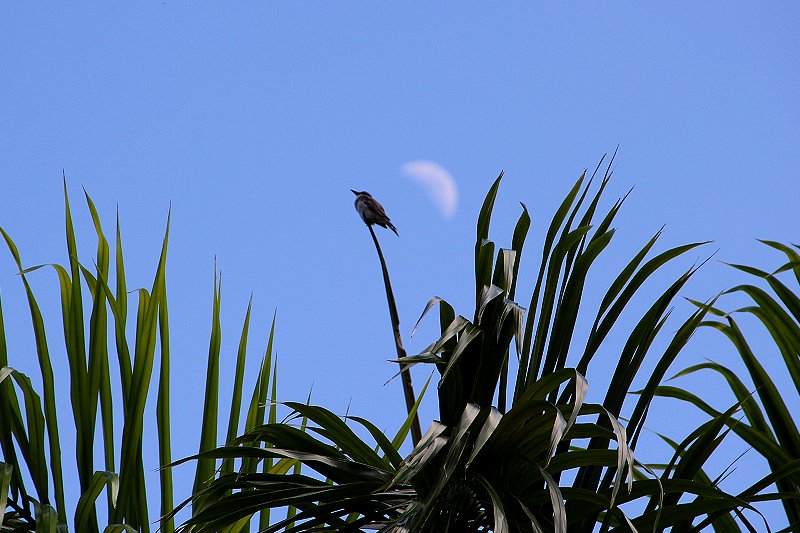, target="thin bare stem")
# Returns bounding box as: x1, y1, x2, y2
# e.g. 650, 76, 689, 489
367, 225, 422, 446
